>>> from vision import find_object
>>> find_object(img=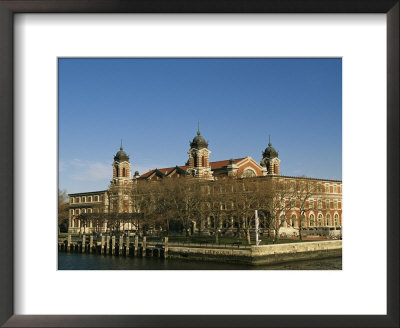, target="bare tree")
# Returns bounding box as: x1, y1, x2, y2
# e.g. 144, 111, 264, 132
58, 189, 69, 233
203, 178, 231, 244
294, 179, 315, 240
229, 178, 259, 244
265, 179, 294, 243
